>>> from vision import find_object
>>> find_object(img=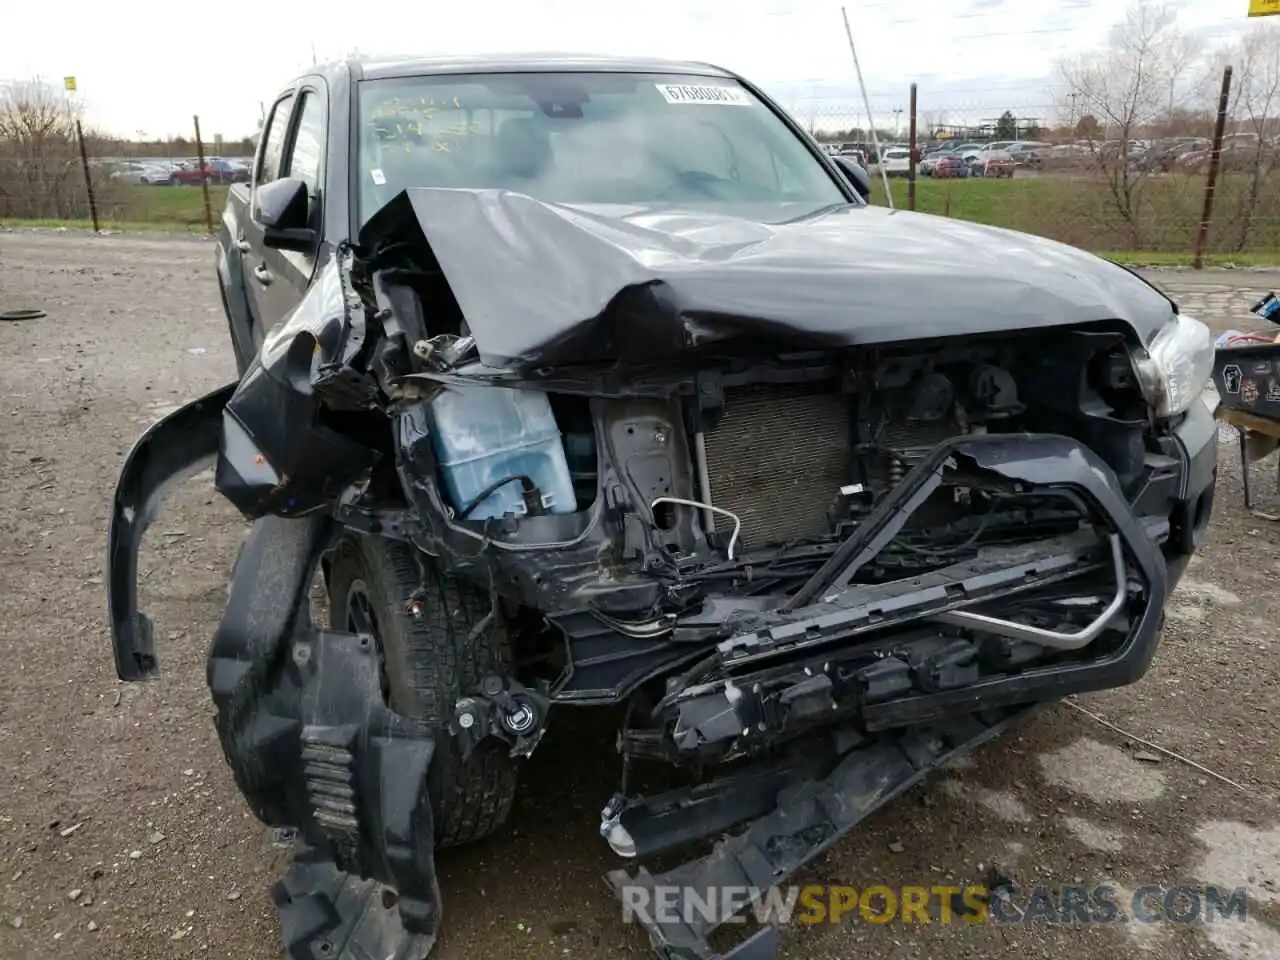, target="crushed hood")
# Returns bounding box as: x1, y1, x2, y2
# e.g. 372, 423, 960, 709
358, 188, 1176, 370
